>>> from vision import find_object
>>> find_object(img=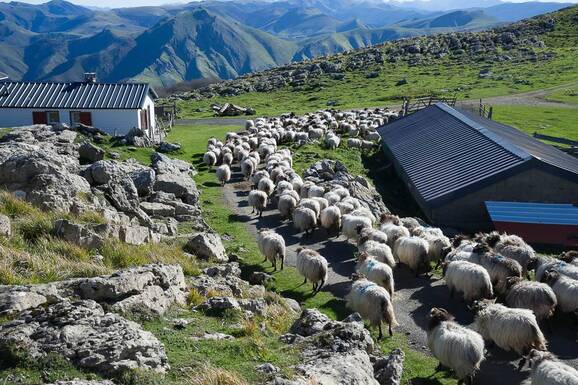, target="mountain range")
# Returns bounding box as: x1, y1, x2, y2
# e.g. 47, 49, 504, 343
0, 0, 573, 87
